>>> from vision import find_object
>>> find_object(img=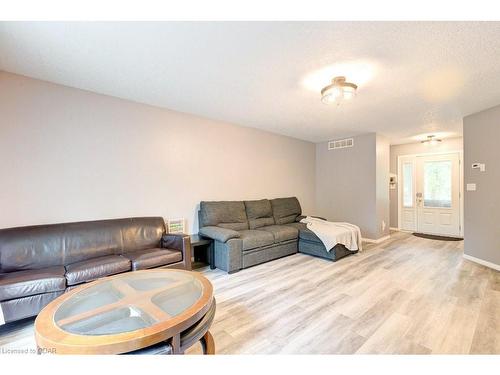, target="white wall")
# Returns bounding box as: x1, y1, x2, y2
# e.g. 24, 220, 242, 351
389, 137, 463, 228
0, 72, 316, 233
